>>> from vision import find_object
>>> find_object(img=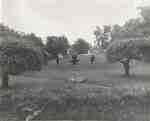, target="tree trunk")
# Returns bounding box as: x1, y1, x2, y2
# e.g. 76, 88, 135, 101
121, 59, 130, 76
101, 39, 104, 48
1, 72, 9, 88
